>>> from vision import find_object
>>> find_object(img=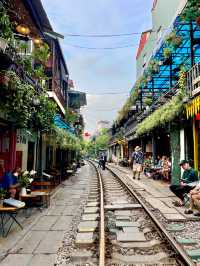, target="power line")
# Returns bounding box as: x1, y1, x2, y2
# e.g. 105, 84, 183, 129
66, 43, 138, 50
63, 28, 170, 38
87, 92, 129, 95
